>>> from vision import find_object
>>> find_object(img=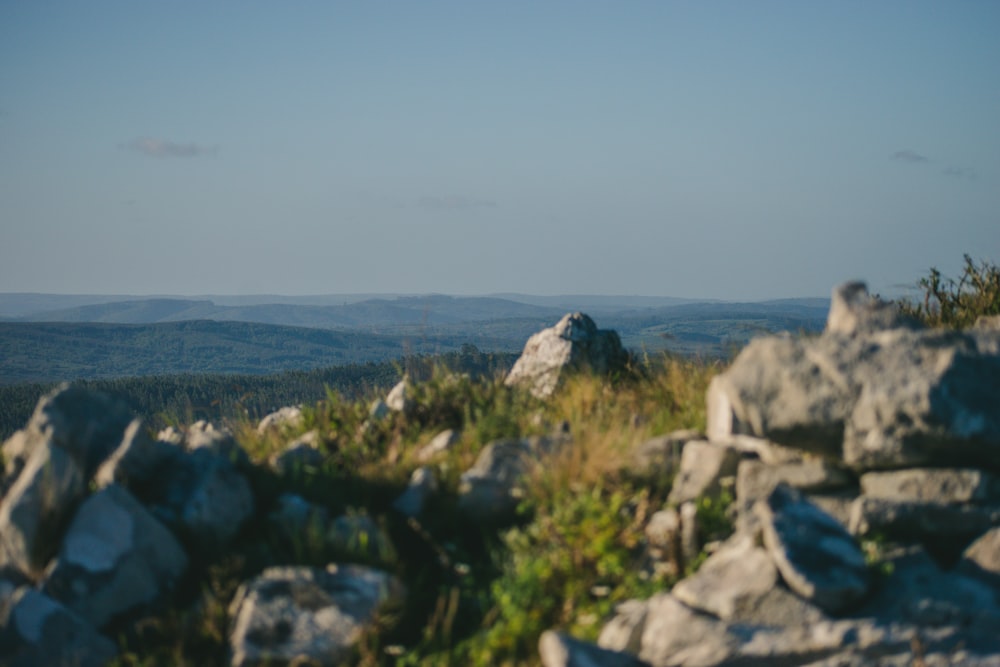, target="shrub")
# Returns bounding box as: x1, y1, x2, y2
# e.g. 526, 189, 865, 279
897, 254, 1000, 328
